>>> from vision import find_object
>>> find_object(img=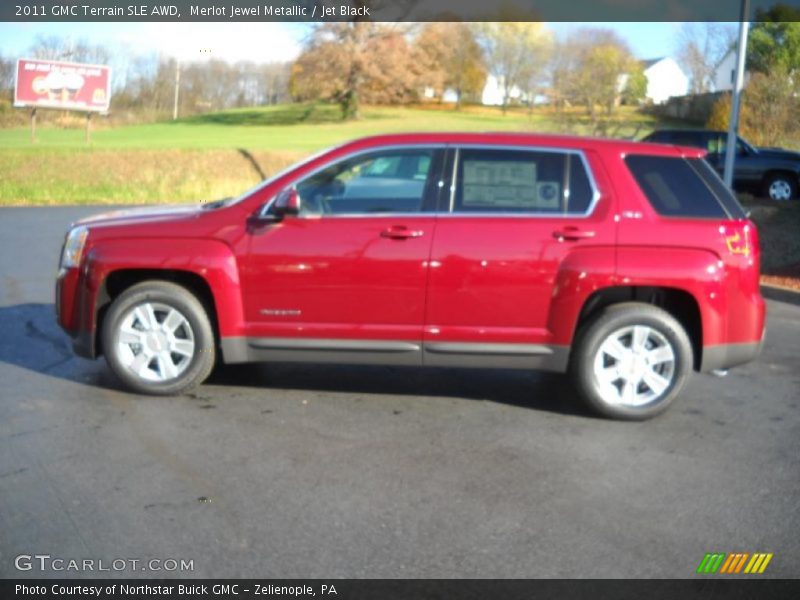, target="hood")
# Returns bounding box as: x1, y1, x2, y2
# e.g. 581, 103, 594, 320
75, 204, 203, 228
755, 147, 800, 161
